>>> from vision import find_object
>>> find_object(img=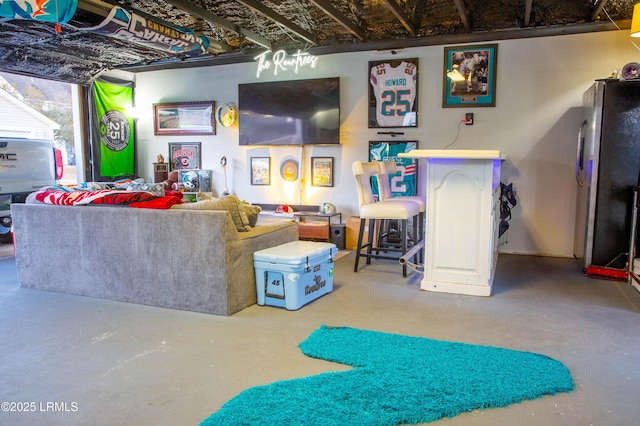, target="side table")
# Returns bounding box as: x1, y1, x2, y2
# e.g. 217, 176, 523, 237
295, 212, 342, 244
